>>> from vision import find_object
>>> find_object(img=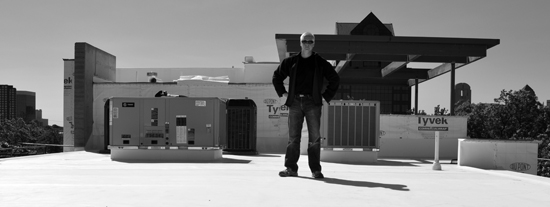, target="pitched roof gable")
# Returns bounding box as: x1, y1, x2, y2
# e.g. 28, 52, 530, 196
349, 12, 394, 36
